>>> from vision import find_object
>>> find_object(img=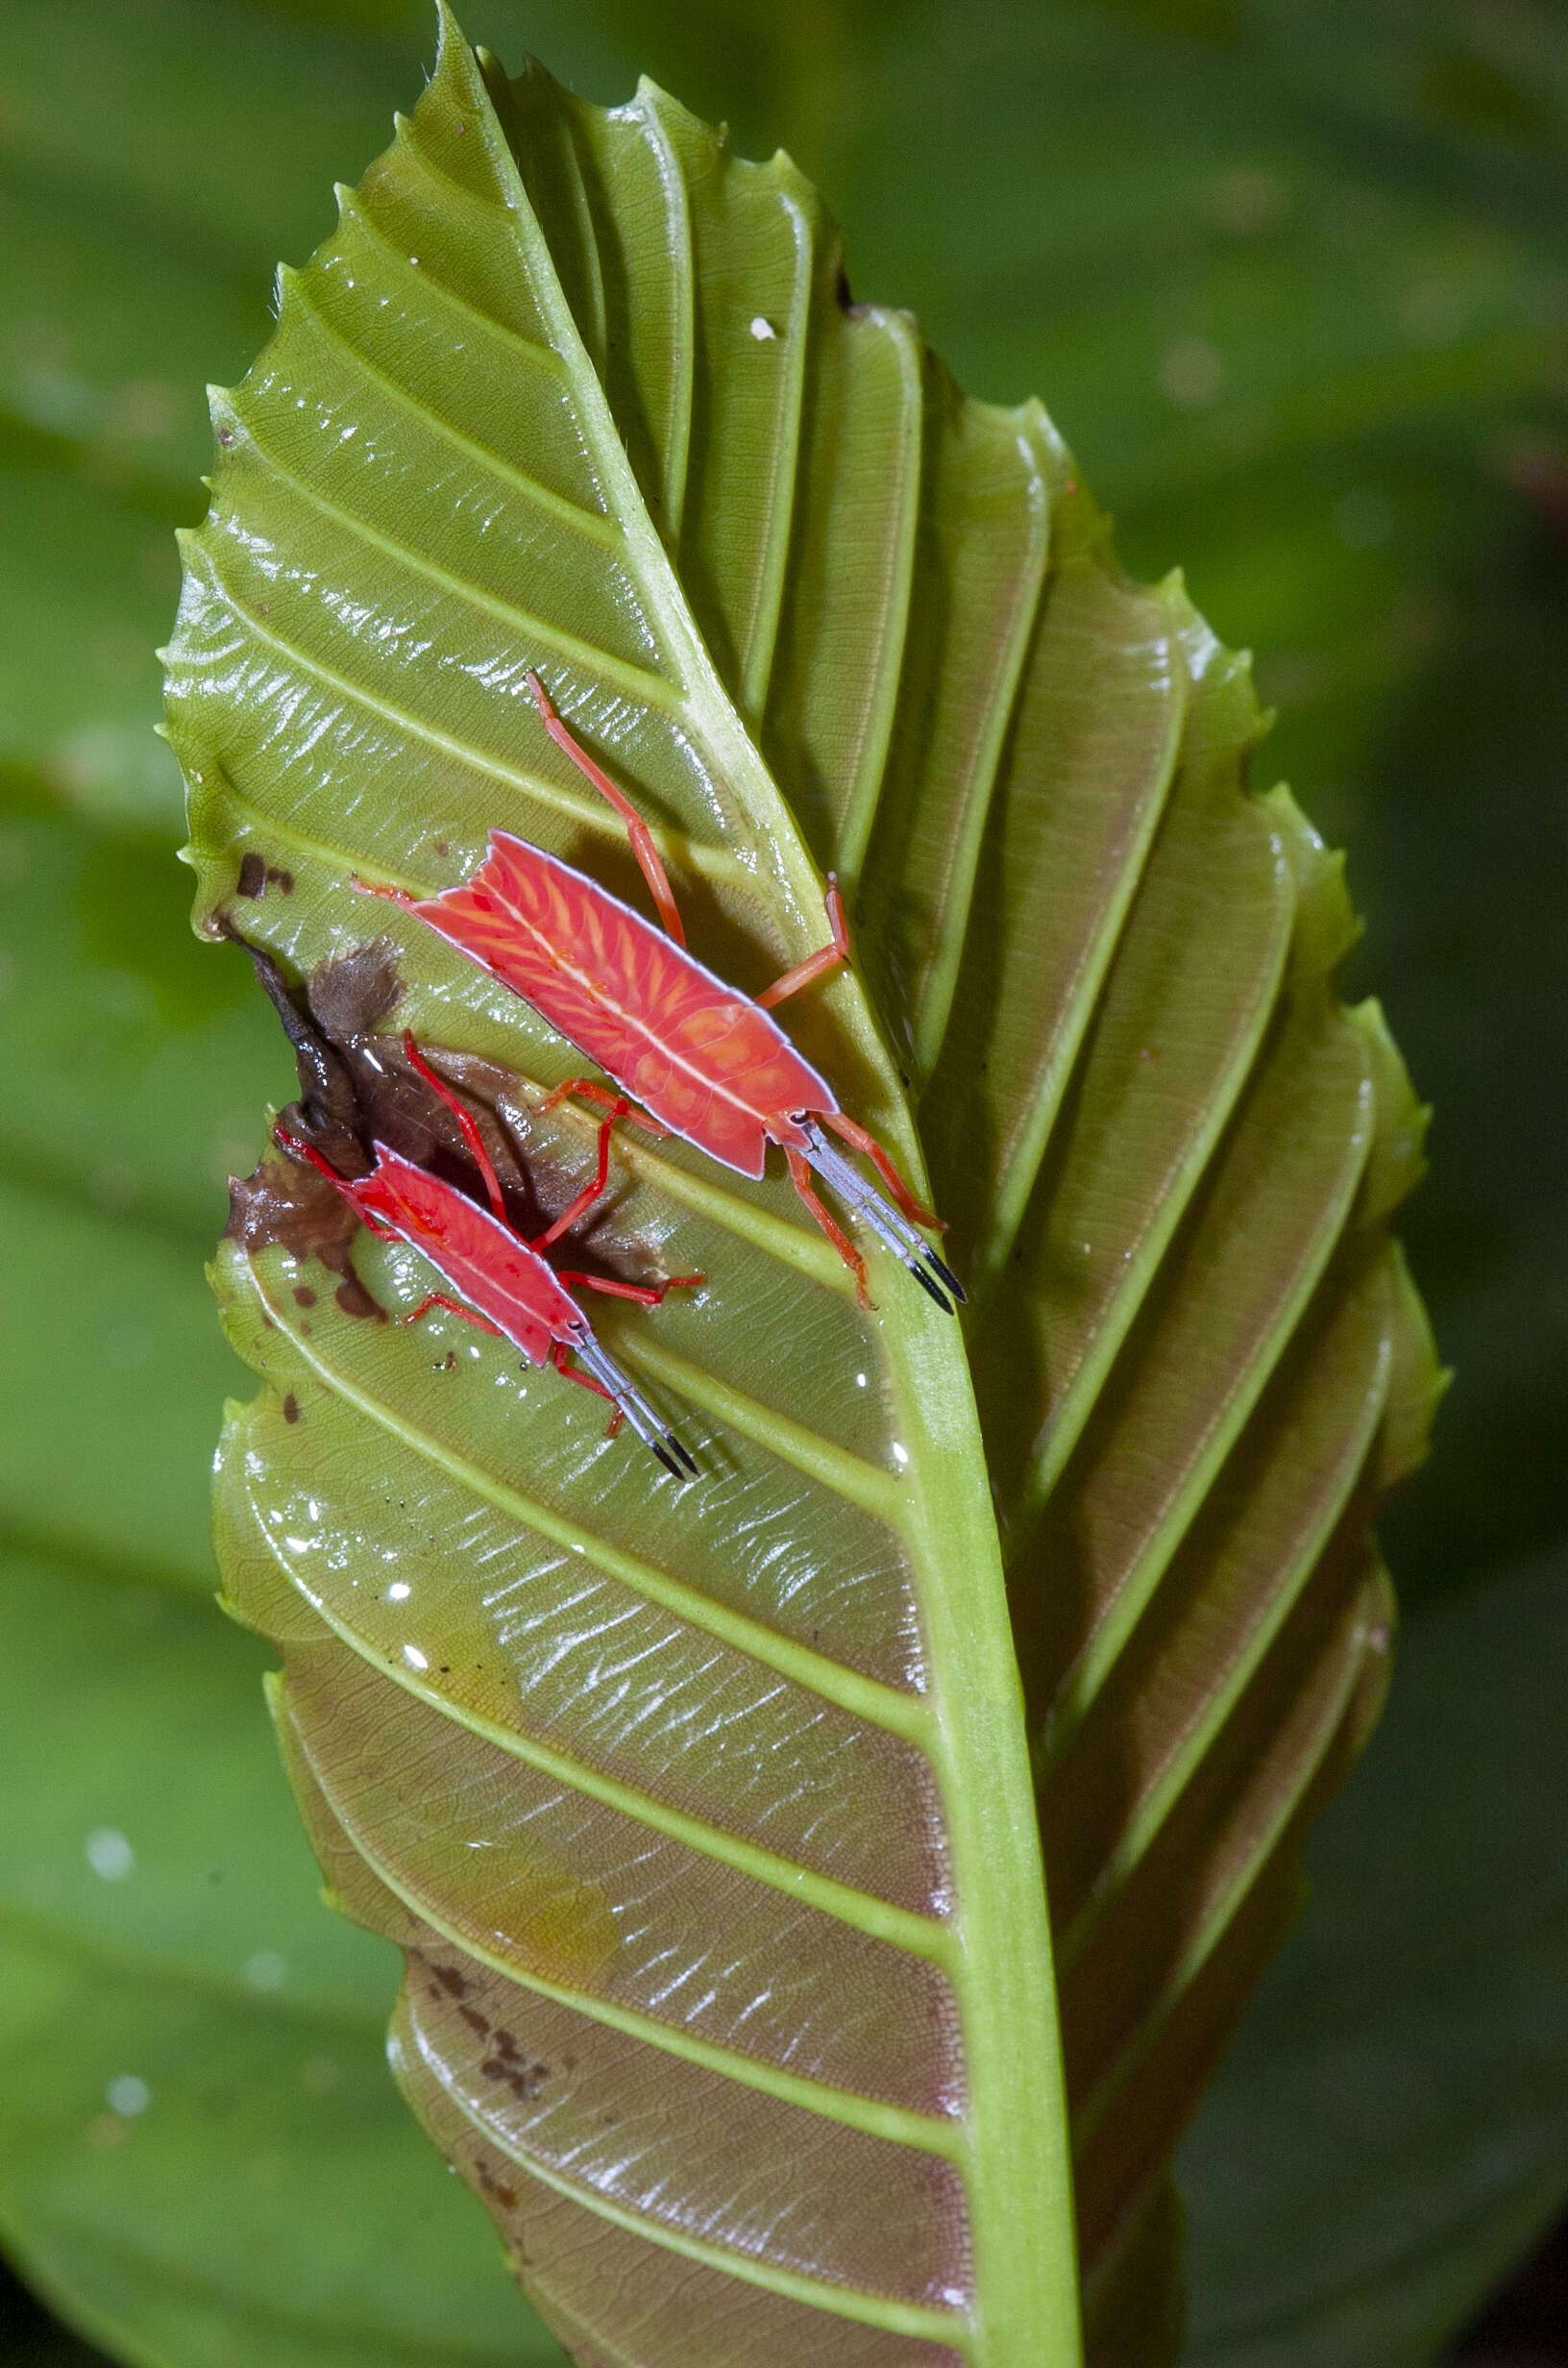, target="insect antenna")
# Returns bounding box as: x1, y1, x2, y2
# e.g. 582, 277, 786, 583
800, 1124, 960, 1314
572, 1336, 698, 1478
